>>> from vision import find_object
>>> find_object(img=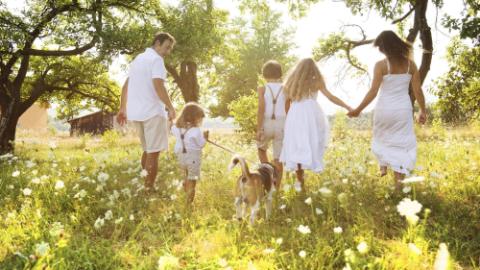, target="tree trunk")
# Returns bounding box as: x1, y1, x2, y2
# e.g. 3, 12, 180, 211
166, 61, 200, 103
407, 0, 432, 106
0, 101, 20, 154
